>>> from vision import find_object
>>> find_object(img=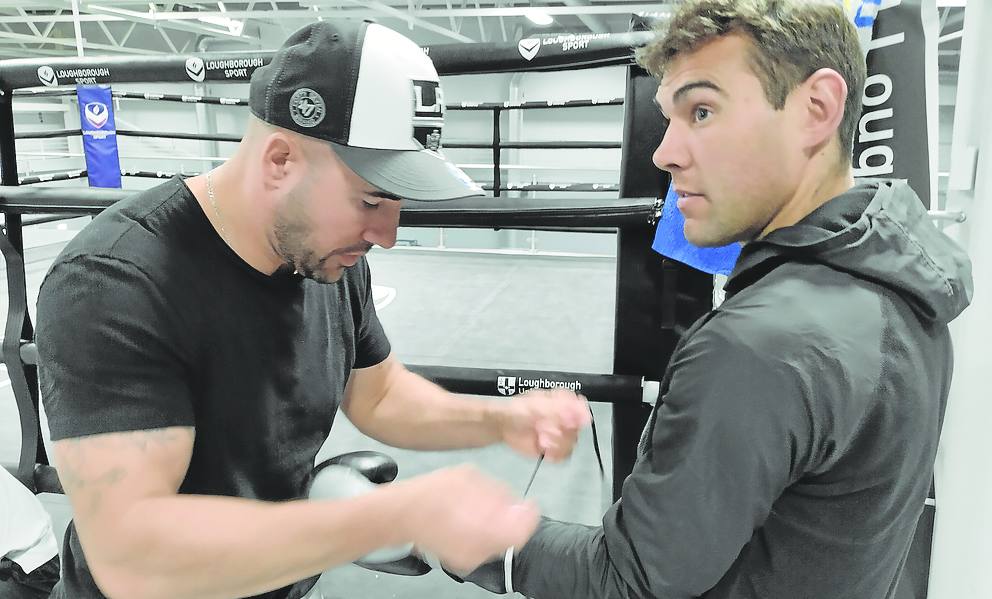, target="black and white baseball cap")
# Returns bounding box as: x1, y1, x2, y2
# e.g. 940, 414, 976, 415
249, 20, 483, 201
